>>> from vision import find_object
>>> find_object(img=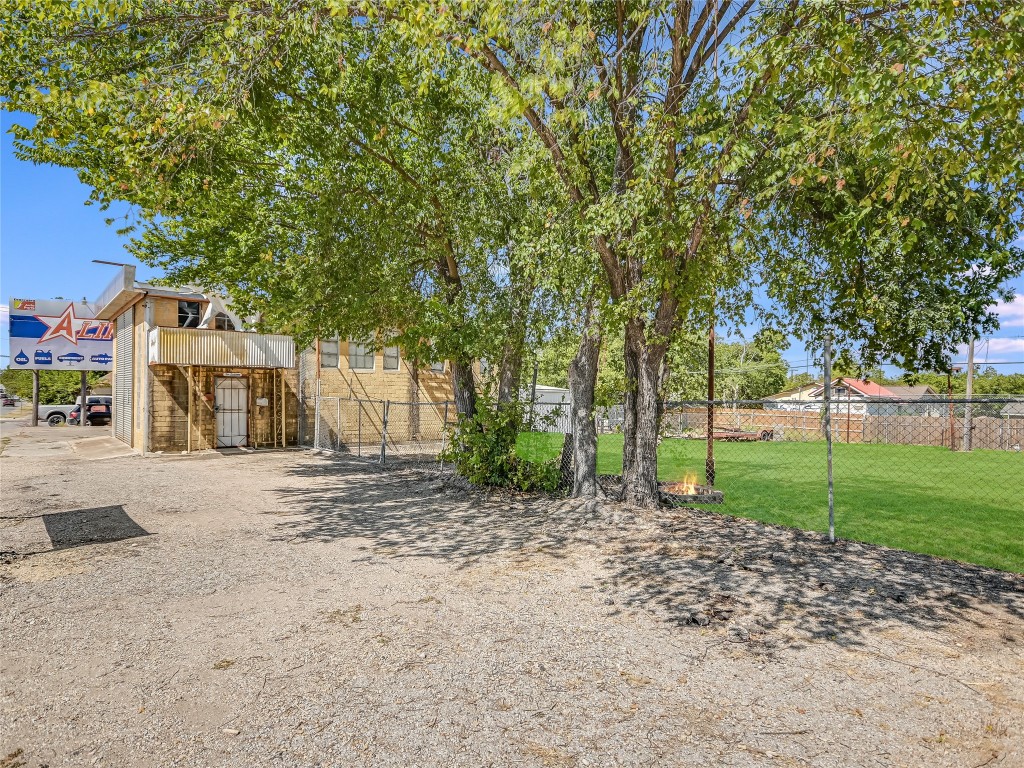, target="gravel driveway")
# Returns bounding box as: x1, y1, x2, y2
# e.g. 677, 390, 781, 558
1, 424, 1022, 767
